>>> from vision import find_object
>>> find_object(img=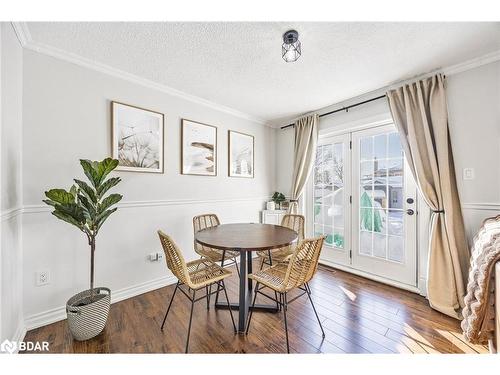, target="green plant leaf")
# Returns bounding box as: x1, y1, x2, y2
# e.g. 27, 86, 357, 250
52, 210, 85, 231
74, 179, 97, 203
96, 177, 121, 198
95, 207, 118, 232
77, 194, 96, 223
54, 203, 86, 223
98, 193, 122, 213
80, 159, 100, 188
43, 199, 57, 207
69, 185, 78, 197
45, 189, 76, 204
95, 158, 119, 185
